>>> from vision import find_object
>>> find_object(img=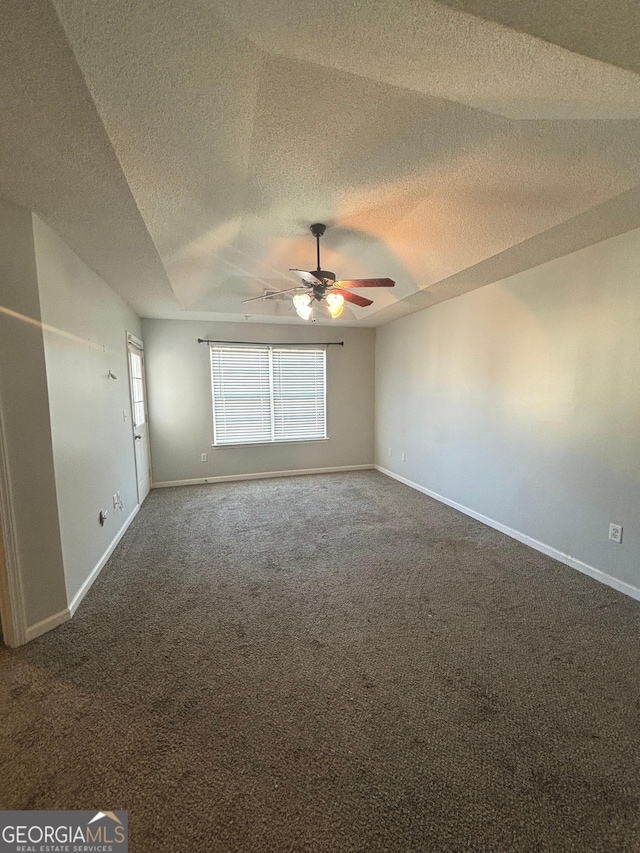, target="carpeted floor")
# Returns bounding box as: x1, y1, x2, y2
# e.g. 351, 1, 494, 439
1, 471, 639, 851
